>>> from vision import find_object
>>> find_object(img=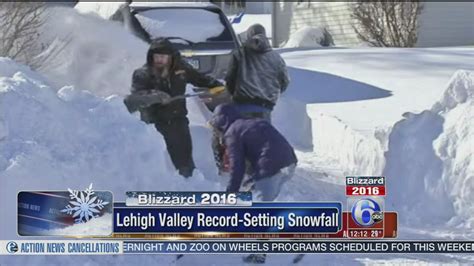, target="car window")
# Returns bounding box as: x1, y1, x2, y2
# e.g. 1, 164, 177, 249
134, 8, 233, 43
